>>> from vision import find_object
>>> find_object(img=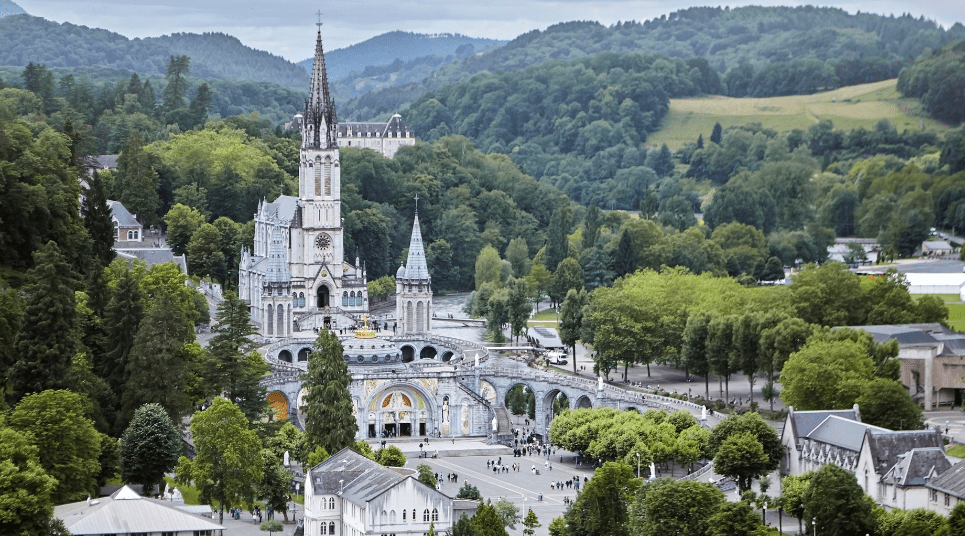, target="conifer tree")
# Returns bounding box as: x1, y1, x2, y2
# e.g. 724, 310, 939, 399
162, 55, 191, 112
116, 130, 159, 226
205, 291, 267, 421
710, 122, 723, 144
120, 292, 194, 429
522, 509, 541, 536
303, 329, 357, 455
613, 230, 636, 278
581, 202, 602, 252
9, 241, 79, 402
100, 270, 143, 420
544, 206, 571, 273
120, 403, 181, 495
81, 170, 116, 268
